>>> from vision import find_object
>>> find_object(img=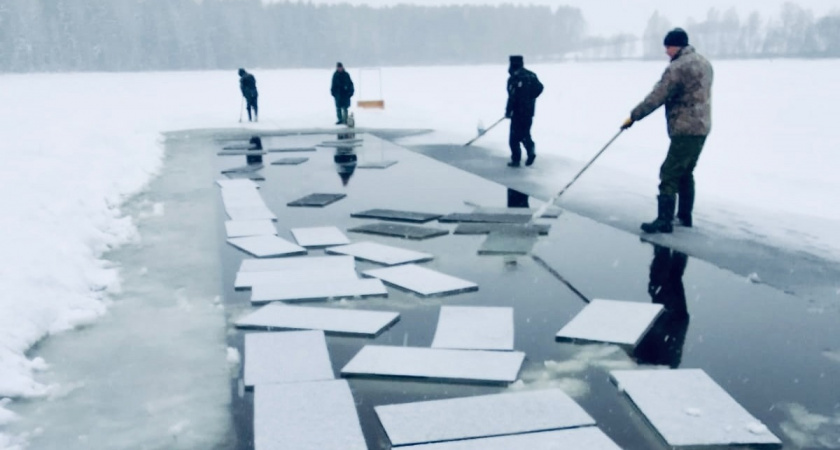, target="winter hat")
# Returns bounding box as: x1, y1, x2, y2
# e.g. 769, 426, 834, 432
238, 68, 246, 76
336, 62, 344, 68
509, 55, 524, 71
663, 28, 689, 47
